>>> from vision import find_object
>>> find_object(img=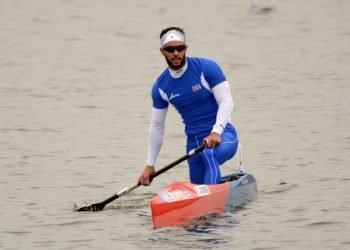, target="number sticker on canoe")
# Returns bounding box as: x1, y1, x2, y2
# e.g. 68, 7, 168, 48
159, 190, 192, 203
194, 185, 211, 196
